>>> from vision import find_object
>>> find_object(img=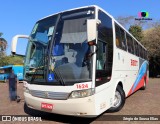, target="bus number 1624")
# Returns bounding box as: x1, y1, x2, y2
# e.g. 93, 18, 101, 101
76, 84, 88, 89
